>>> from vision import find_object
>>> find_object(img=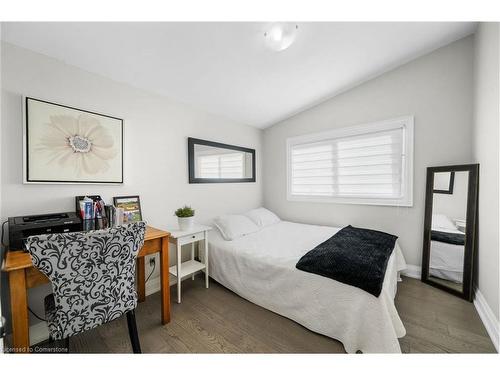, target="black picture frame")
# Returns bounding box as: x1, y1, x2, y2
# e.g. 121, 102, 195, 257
421, 164, 479, 301
113, 195, 143, 223
25, 97, 124, 184
188, 137, 256, 183
433, 171, 455, 194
